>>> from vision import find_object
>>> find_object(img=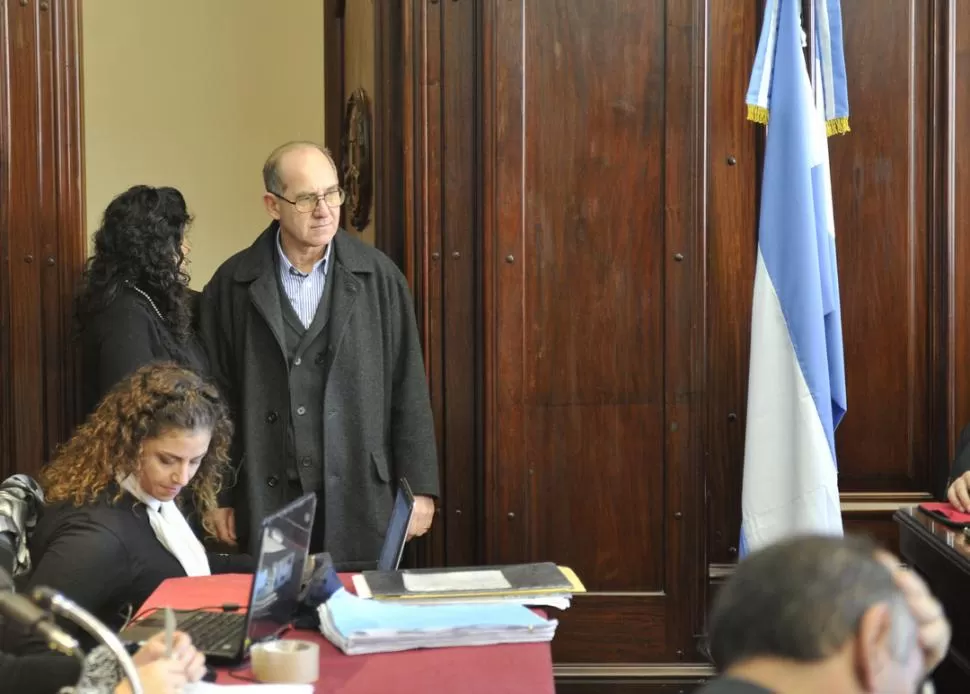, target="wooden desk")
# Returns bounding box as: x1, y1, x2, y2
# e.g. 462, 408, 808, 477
895, 507, 970, 693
